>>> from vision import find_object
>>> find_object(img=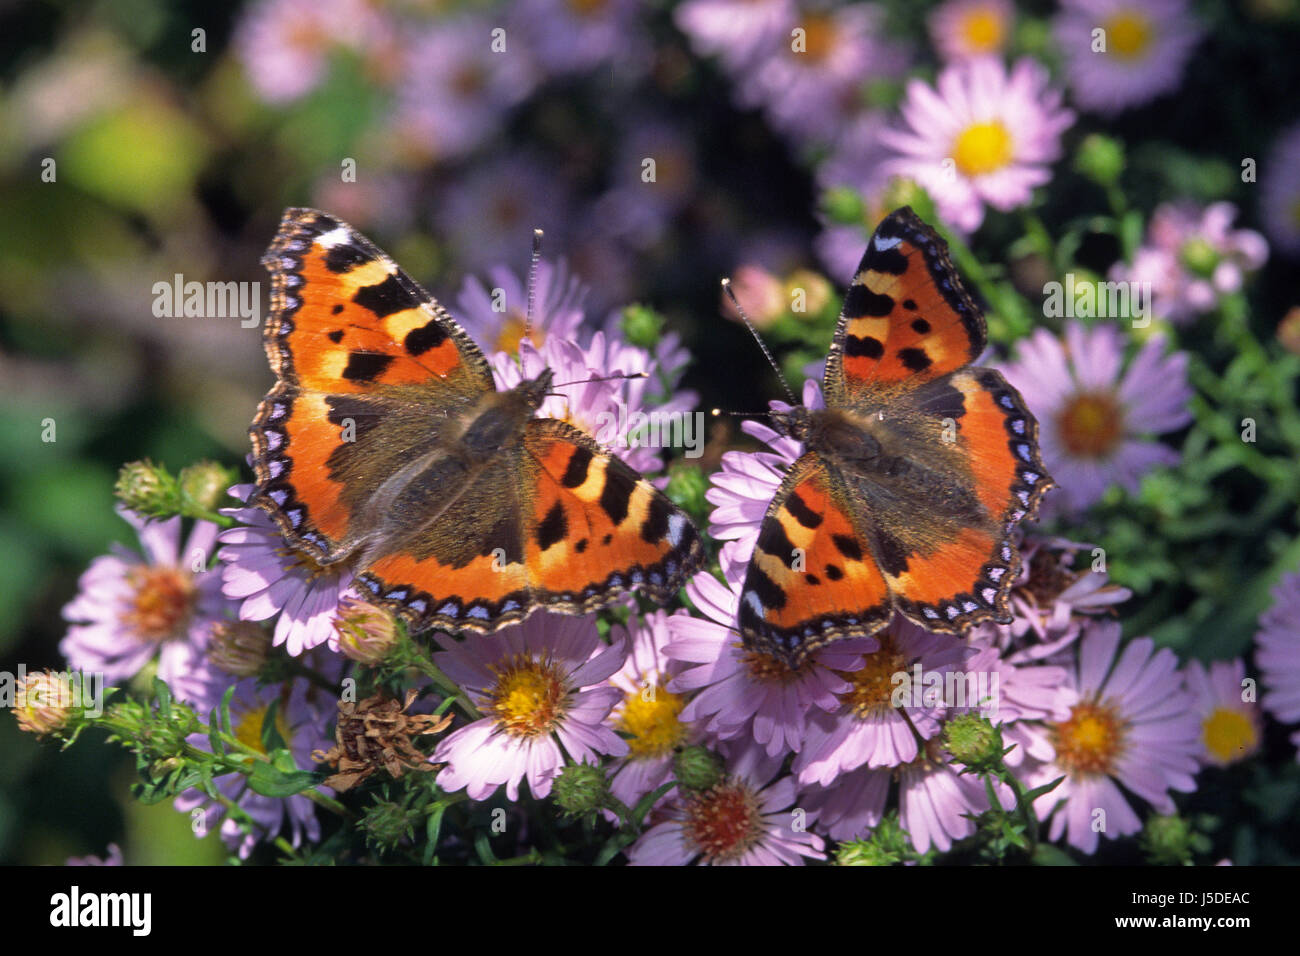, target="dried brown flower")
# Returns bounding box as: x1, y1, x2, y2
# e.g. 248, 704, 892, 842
312, 690, 453, 792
